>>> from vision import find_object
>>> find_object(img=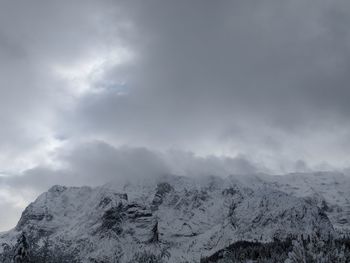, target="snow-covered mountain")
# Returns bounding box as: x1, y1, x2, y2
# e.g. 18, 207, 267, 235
263, 171, 350, 234
1, 172, 346, 262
